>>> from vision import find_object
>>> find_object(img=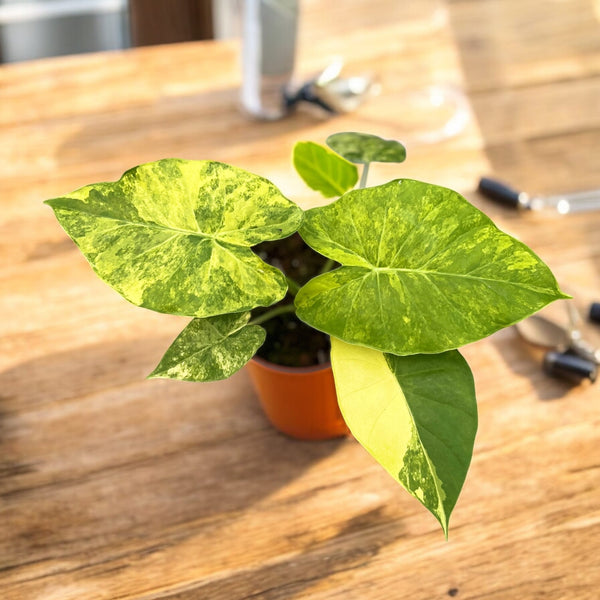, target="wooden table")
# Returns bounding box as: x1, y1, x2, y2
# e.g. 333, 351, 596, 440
1, 1, 599, 598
